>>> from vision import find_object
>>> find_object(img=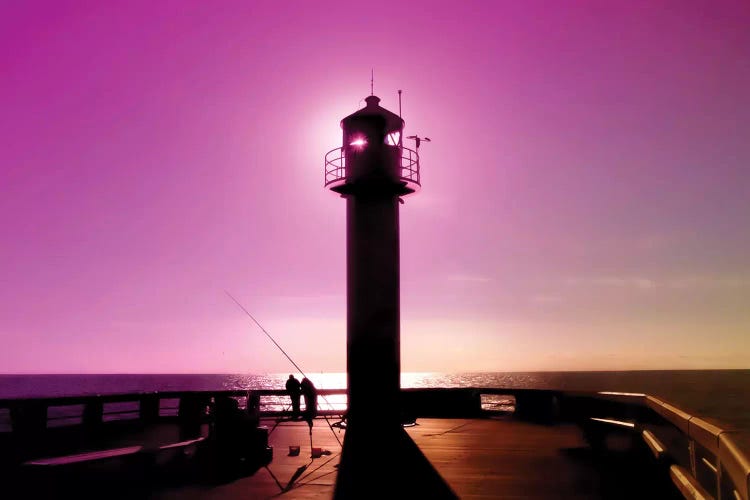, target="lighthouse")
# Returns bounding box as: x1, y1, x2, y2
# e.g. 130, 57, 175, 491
325, 96, 454, 498
325, 95, 418, 434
